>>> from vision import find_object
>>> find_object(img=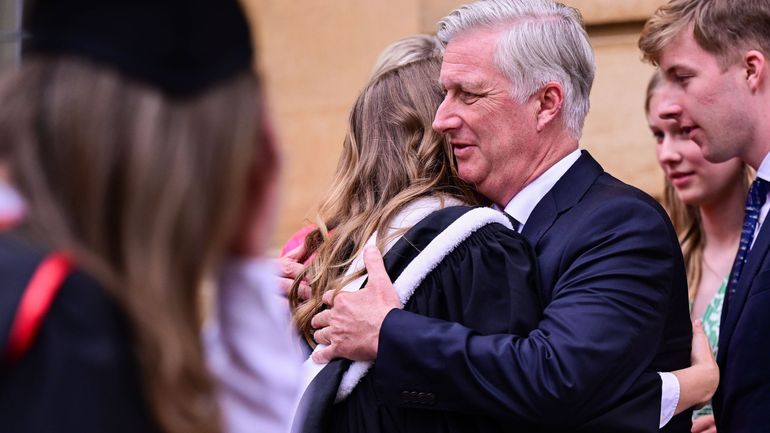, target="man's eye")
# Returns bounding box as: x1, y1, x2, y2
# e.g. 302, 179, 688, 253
460, 91, 481, 103
652, 131, 664, 143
